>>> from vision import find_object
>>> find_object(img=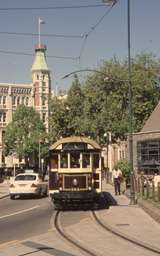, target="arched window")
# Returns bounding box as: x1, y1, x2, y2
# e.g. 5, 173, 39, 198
3, 112, 6, 123
21, 96, 25, 105
26, 97, 29, 106
42, 97, 45, 106
3, 96, 6, 105
42, 113, 46, 122
17, 96, 20, 105
12, 96, 16, 105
